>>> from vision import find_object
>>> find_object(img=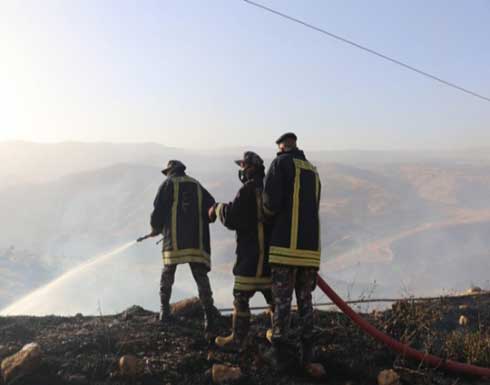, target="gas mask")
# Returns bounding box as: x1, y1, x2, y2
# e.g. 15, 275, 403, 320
238, 168, 248, 184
